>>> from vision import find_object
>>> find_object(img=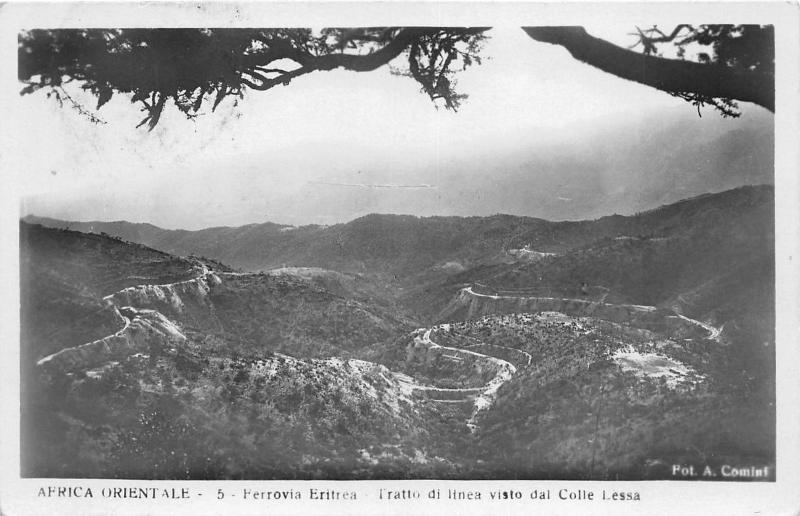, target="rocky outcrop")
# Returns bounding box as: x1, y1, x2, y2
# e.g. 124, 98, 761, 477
37, 266, 218, 375
106, 268, 222, 329
37, 307, 185, 374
